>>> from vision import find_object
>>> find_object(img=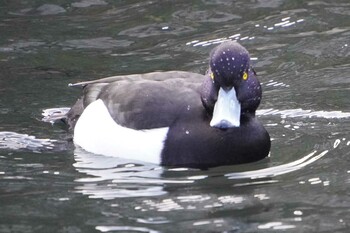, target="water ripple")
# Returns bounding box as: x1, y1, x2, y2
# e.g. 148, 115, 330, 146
73, 149, 193, 199
185, 16, 305, 48
119, 24, 195, 38
96, 225, 159, 233
36, 4, 66, 15
257, 108, 350, 119
226, 150, 328, 180
59, 37, 133, 50
0, 131, 56, 152
42, 107, 70, 124
172, 10, 241, 23
72, 0, 107, 8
